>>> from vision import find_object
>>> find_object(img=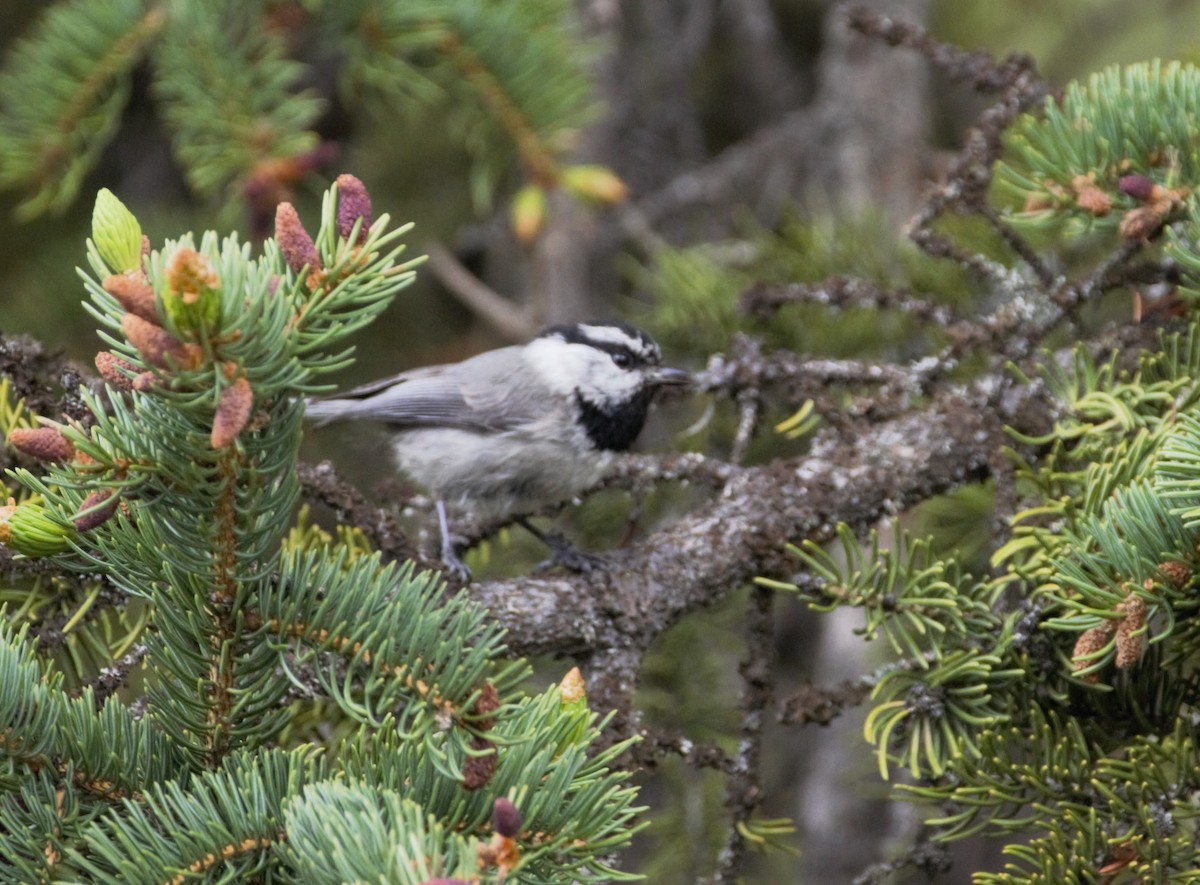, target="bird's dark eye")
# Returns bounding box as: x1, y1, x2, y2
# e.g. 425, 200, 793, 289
611, 351, 632, 368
